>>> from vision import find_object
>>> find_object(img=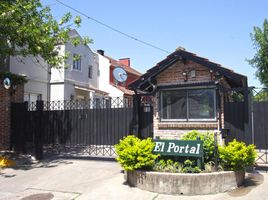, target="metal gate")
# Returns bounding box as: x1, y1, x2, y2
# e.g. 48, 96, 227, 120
10, 96, 154, 159
224, 87, 268, 166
